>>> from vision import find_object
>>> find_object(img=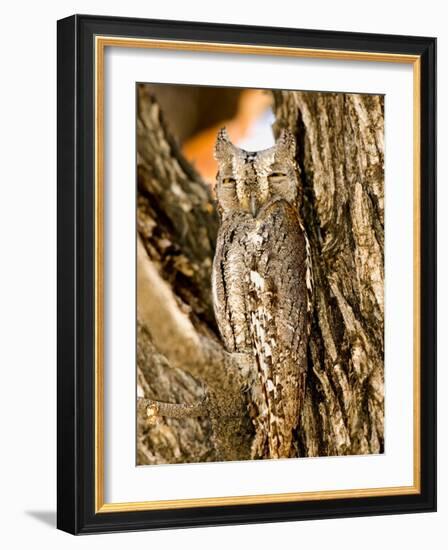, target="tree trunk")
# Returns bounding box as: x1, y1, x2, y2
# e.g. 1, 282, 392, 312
137, 85, 384, 464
